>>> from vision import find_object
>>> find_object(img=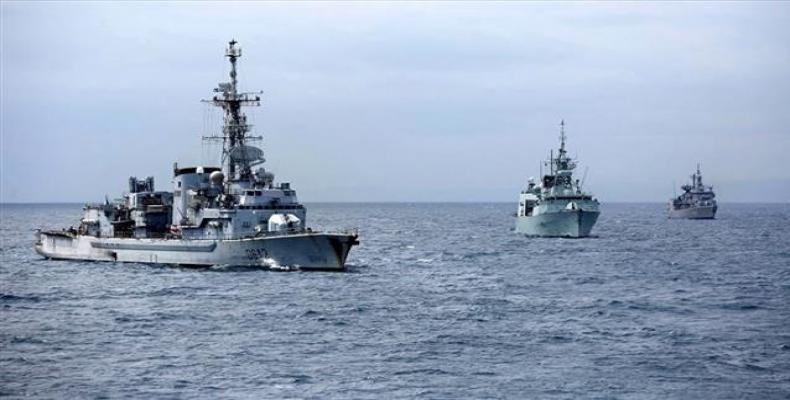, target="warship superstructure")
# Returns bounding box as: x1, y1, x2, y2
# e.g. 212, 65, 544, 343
516, 121, 600, 237
35, 40, 358, 270
669, 164, 717, 219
